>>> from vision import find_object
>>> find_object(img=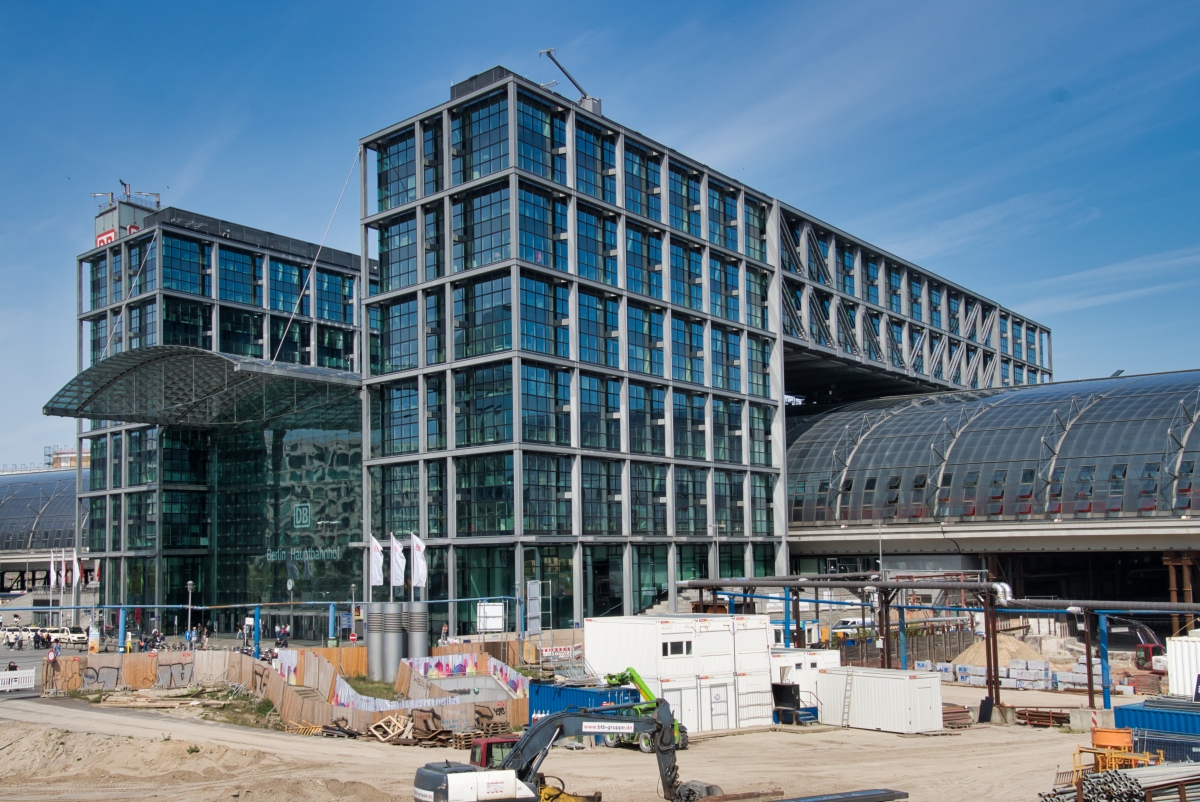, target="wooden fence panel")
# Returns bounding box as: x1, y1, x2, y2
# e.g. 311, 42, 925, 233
122, 654, 158, 690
